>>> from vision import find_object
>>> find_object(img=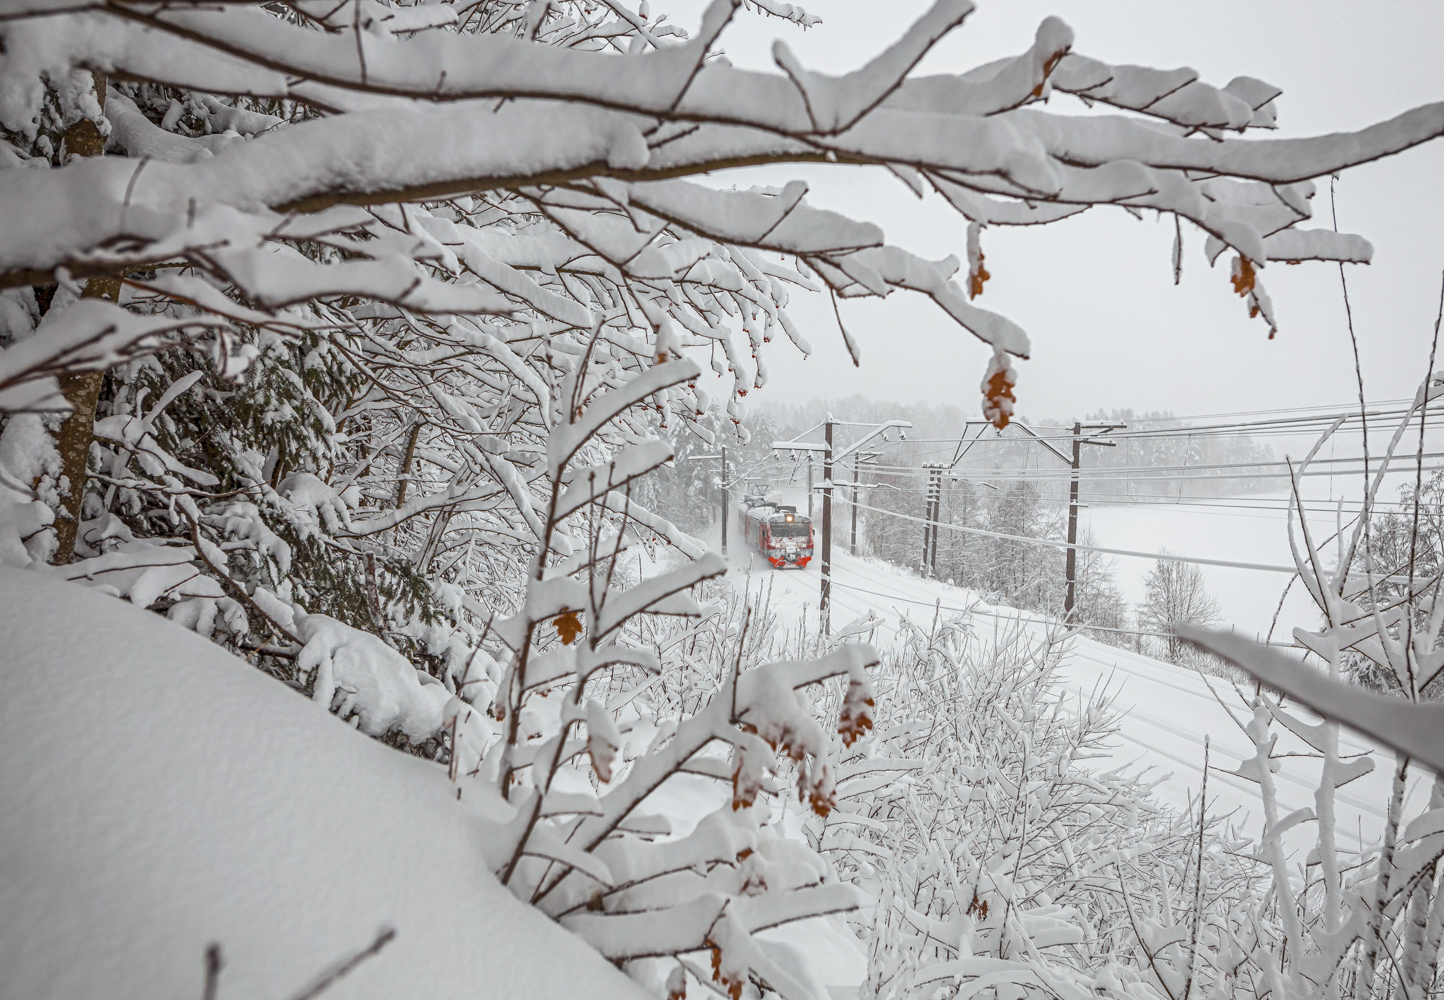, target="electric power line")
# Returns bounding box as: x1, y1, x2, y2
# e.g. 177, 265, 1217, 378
844, 462, 1444, 486
844, 498, 1300, 573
